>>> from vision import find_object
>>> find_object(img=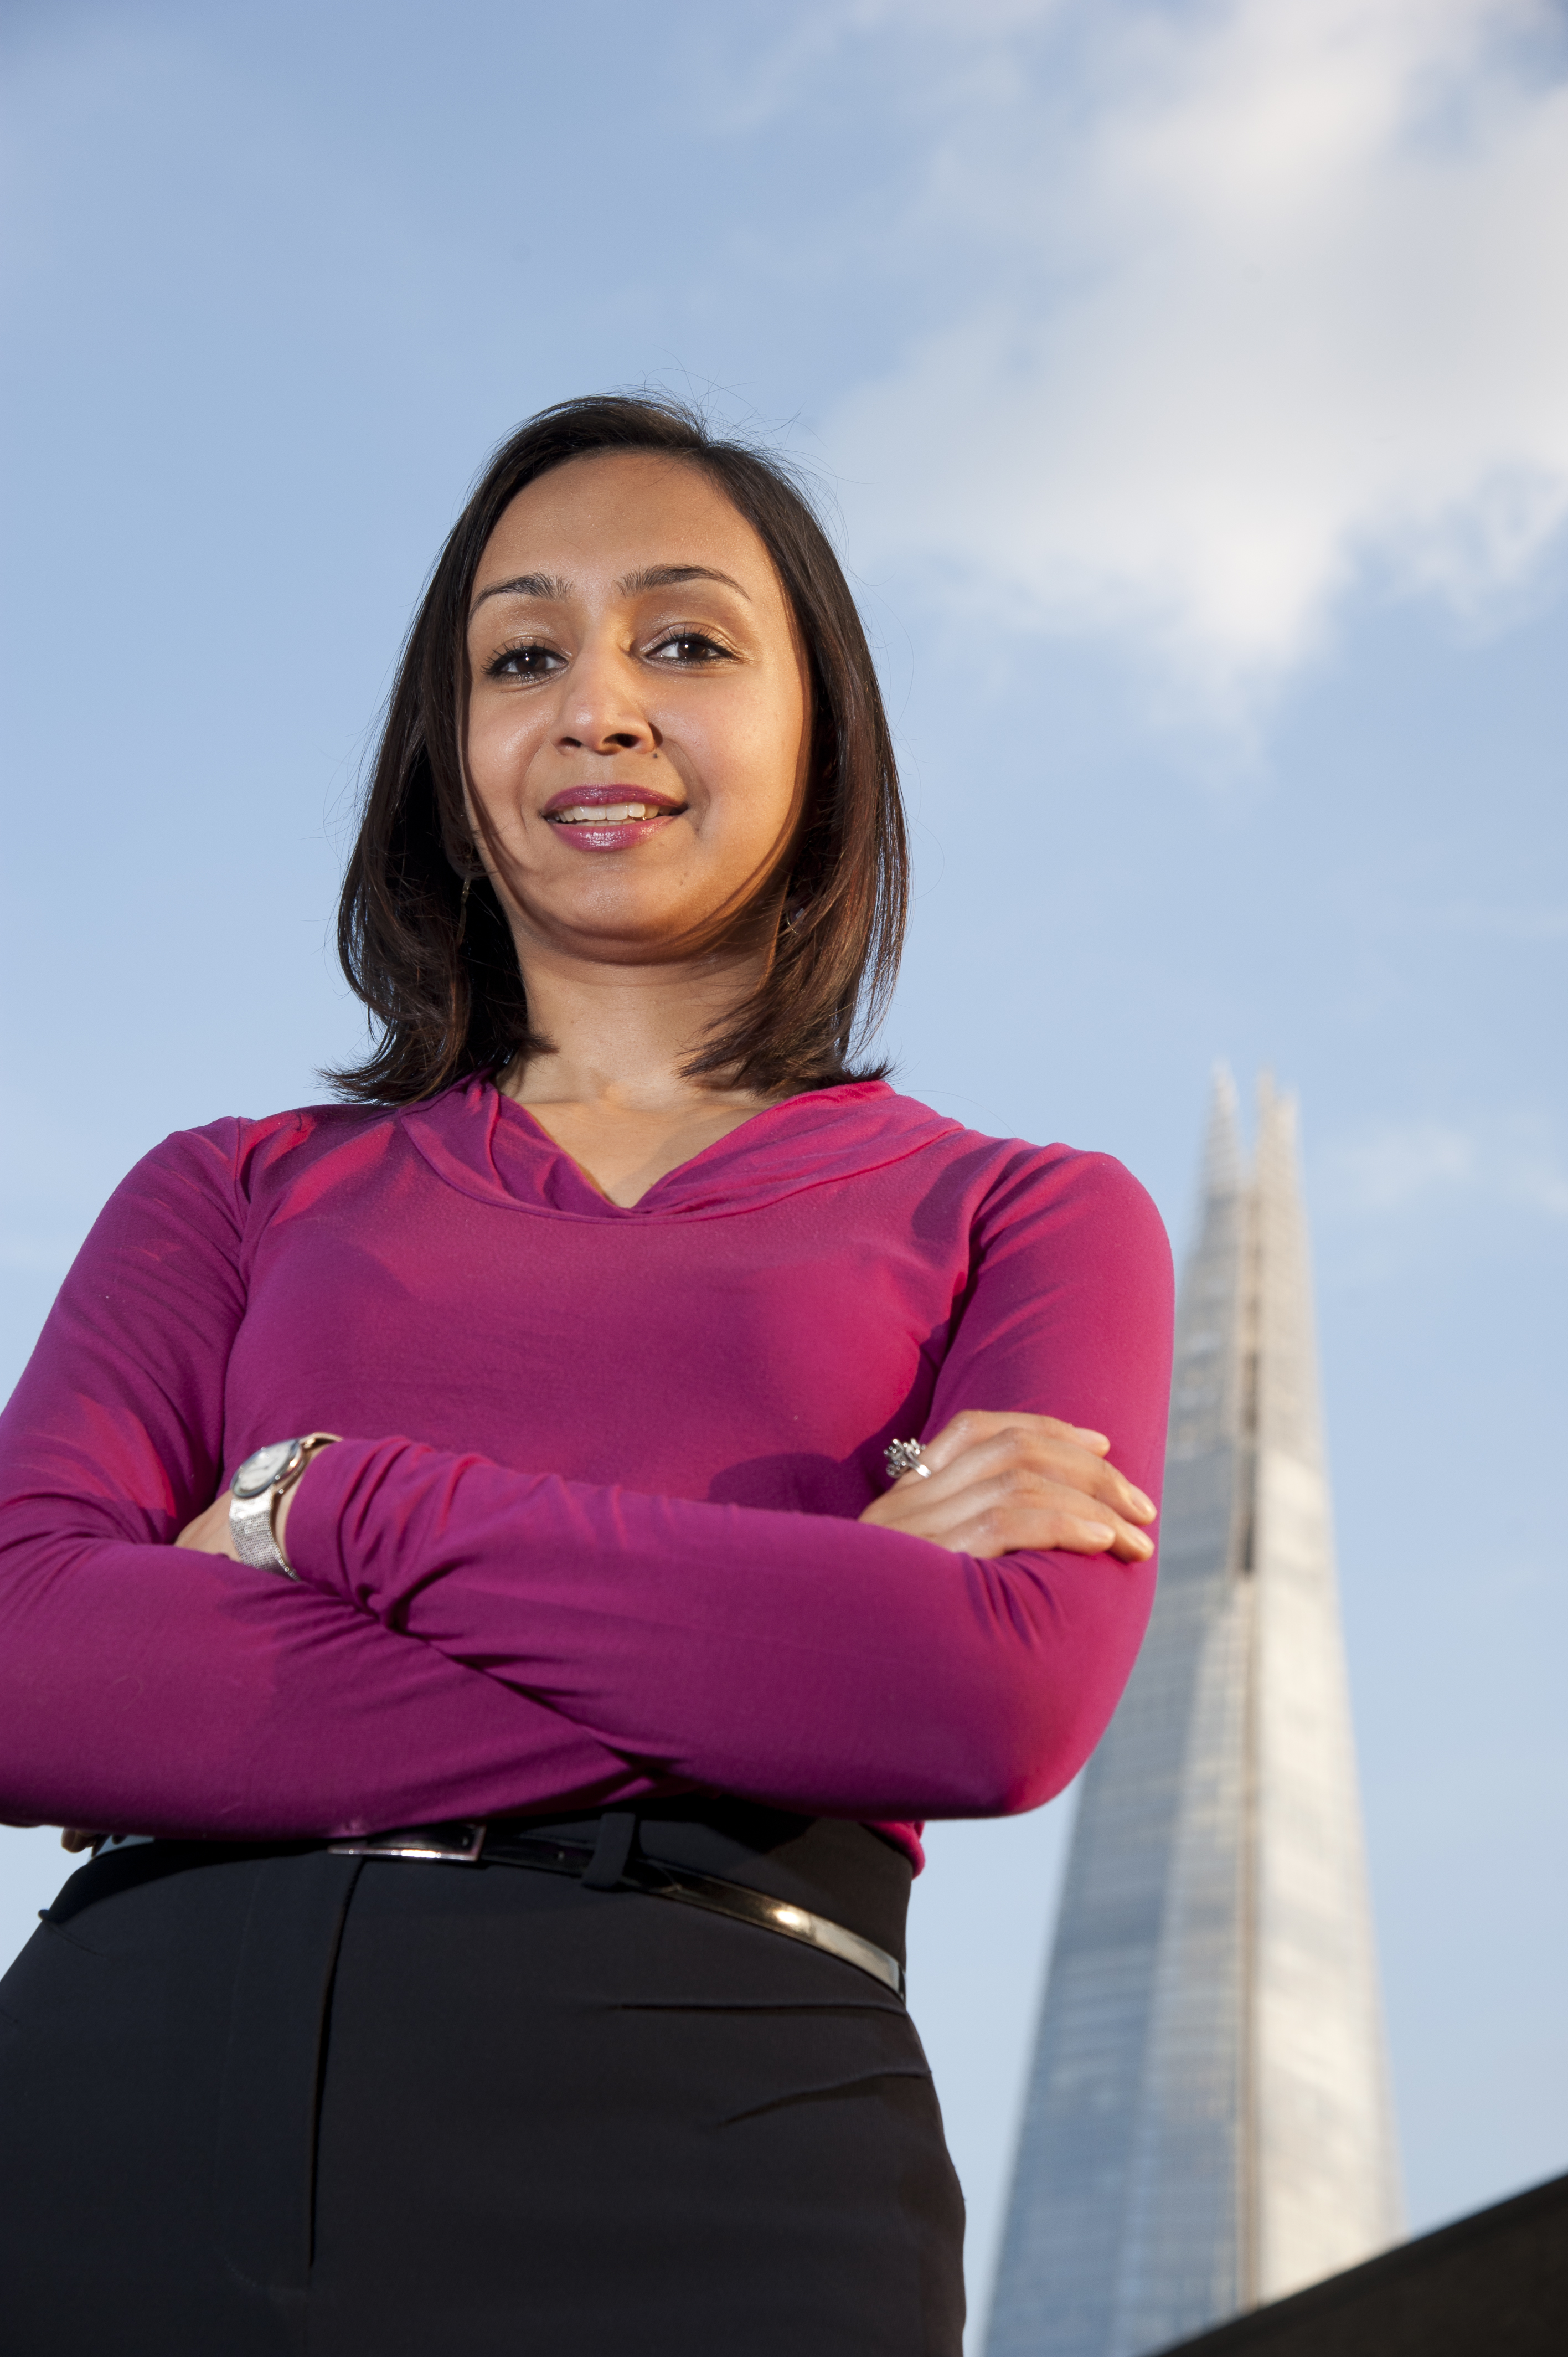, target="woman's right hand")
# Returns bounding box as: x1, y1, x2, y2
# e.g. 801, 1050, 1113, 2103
858, 1410, 1156, 1563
